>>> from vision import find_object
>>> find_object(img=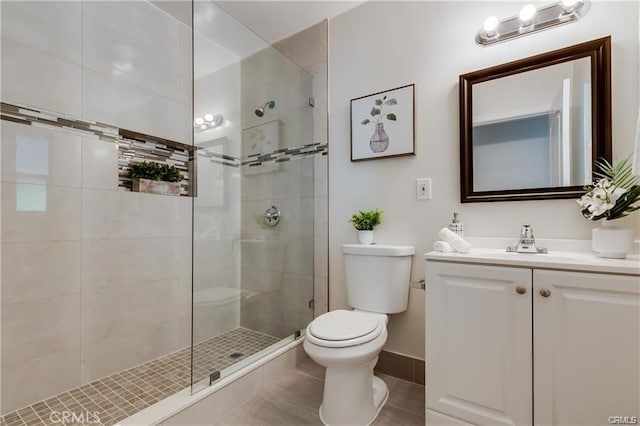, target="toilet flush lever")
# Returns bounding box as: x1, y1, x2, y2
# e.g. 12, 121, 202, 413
410, 279, 426, 290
